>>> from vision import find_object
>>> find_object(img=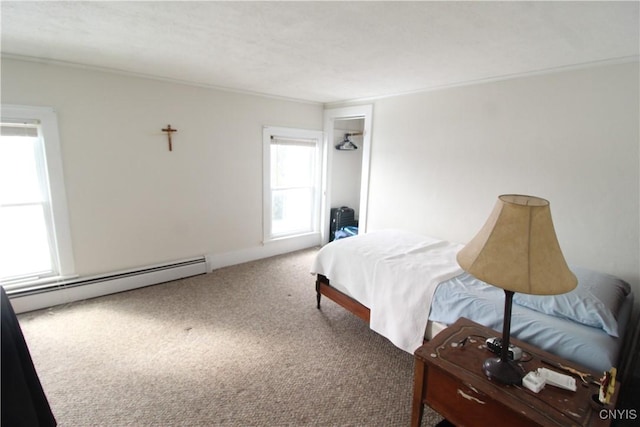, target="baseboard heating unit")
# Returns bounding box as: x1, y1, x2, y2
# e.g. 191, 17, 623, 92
7, 256, 209, 314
